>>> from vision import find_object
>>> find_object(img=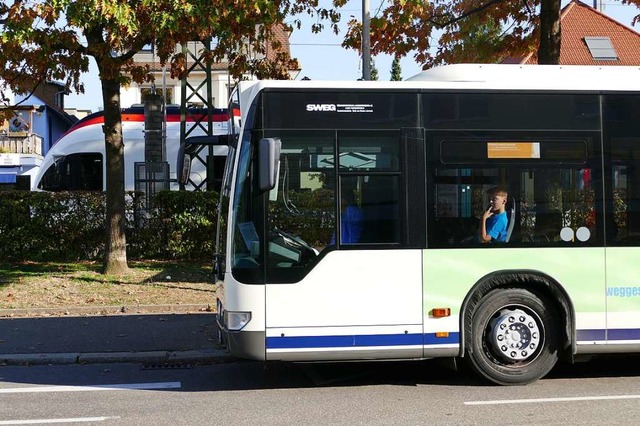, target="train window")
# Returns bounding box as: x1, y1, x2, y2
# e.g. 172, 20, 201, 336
38, 153, 103, 191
